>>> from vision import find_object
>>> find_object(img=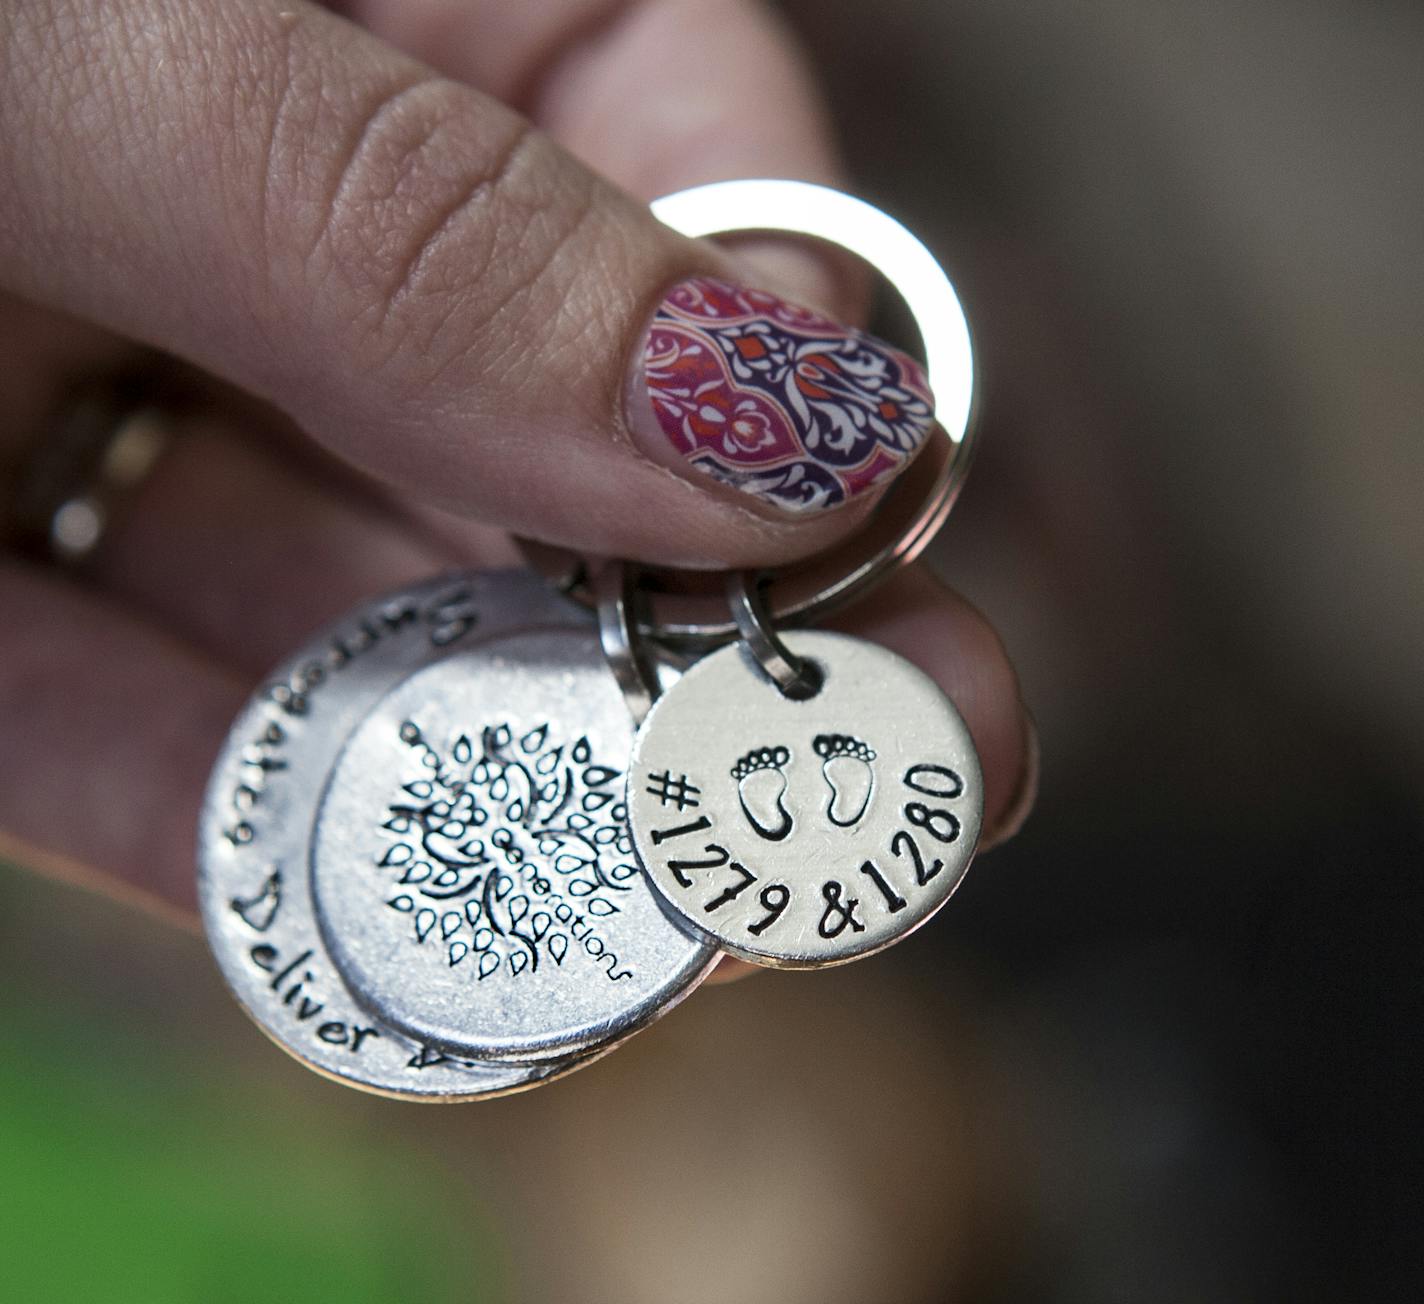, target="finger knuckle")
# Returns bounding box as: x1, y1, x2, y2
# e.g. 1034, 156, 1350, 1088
303, 78, 595, 382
